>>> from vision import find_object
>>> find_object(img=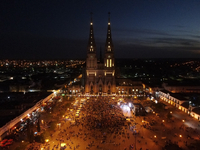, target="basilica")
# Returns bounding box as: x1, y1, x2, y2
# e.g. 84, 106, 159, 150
68, 14, 144, 96
85, 13, 116, 95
